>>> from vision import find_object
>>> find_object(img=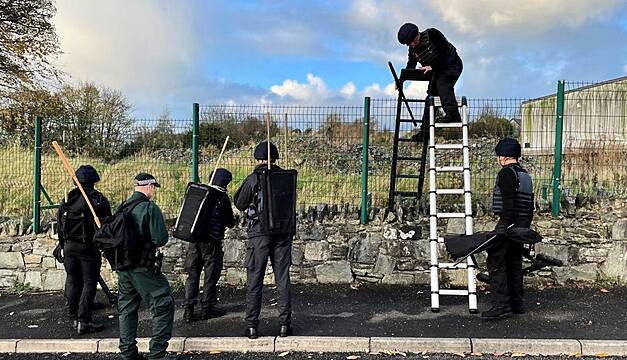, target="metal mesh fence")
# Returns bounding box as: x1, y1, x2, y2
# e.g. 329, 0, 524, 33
559, 80, 627, 197
36, 118, 193, 219
1, 86, 626, 220
198, 104, 364, 209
